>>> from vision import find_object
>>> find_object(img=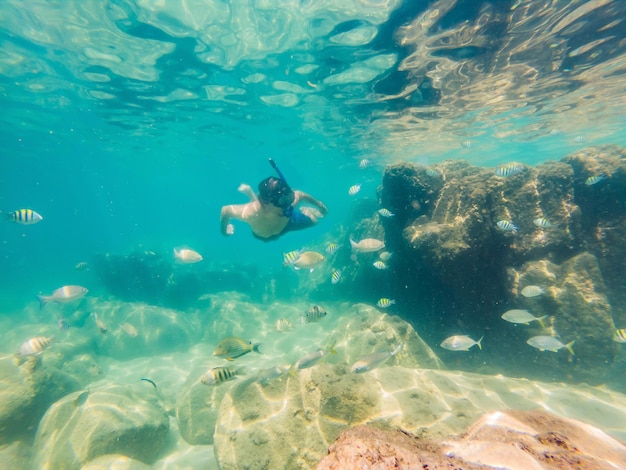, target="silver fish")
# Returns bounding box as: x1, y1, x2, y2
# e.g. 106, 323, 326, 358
37, 285, 88, 308
213, 337, 261, 360
359, 159, 371, 169
440, 335, 483, 352
377, 208, 395, 218
496, 220, 518, 234
350, 238, 385, 253
257, 365, 289, 384
274, 318, 293, 332
501, 309, 547, 327
352, 344, 402, 373
533, 218, 555, 228
303, 305, 327, 323
373, 261, 387, 270
174, 248, 202, 264
495, 163, 526, 177
461, 140, 472, 149
17, 336, 53, 356
426, 168, 441, 178
201, 366, 238, 386
5, 209, 43, 225
294, 350, 327, 369
521, 285, 545, 298
527, 335, 574, 354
